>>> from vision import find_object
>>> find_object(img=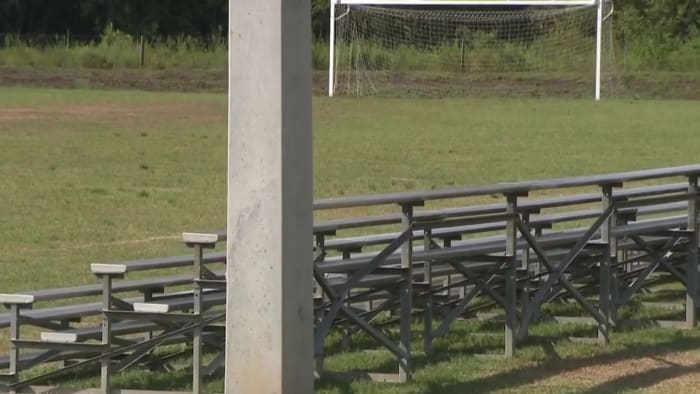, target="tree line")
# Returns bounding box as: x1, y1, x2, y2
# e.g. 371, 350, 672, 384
0, 0, 330, 39
0, 0, 698, 45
